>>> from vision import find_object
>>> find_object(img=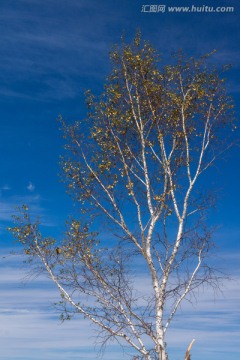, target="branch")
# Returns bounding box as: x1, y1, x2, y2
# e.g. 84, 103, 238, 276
164, 248, 203, 333
109, 128, 144, 237
159, 136, 181, 220
33, 236, 150, 356
184, 339, 195, 360
76, 147, 142, 251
